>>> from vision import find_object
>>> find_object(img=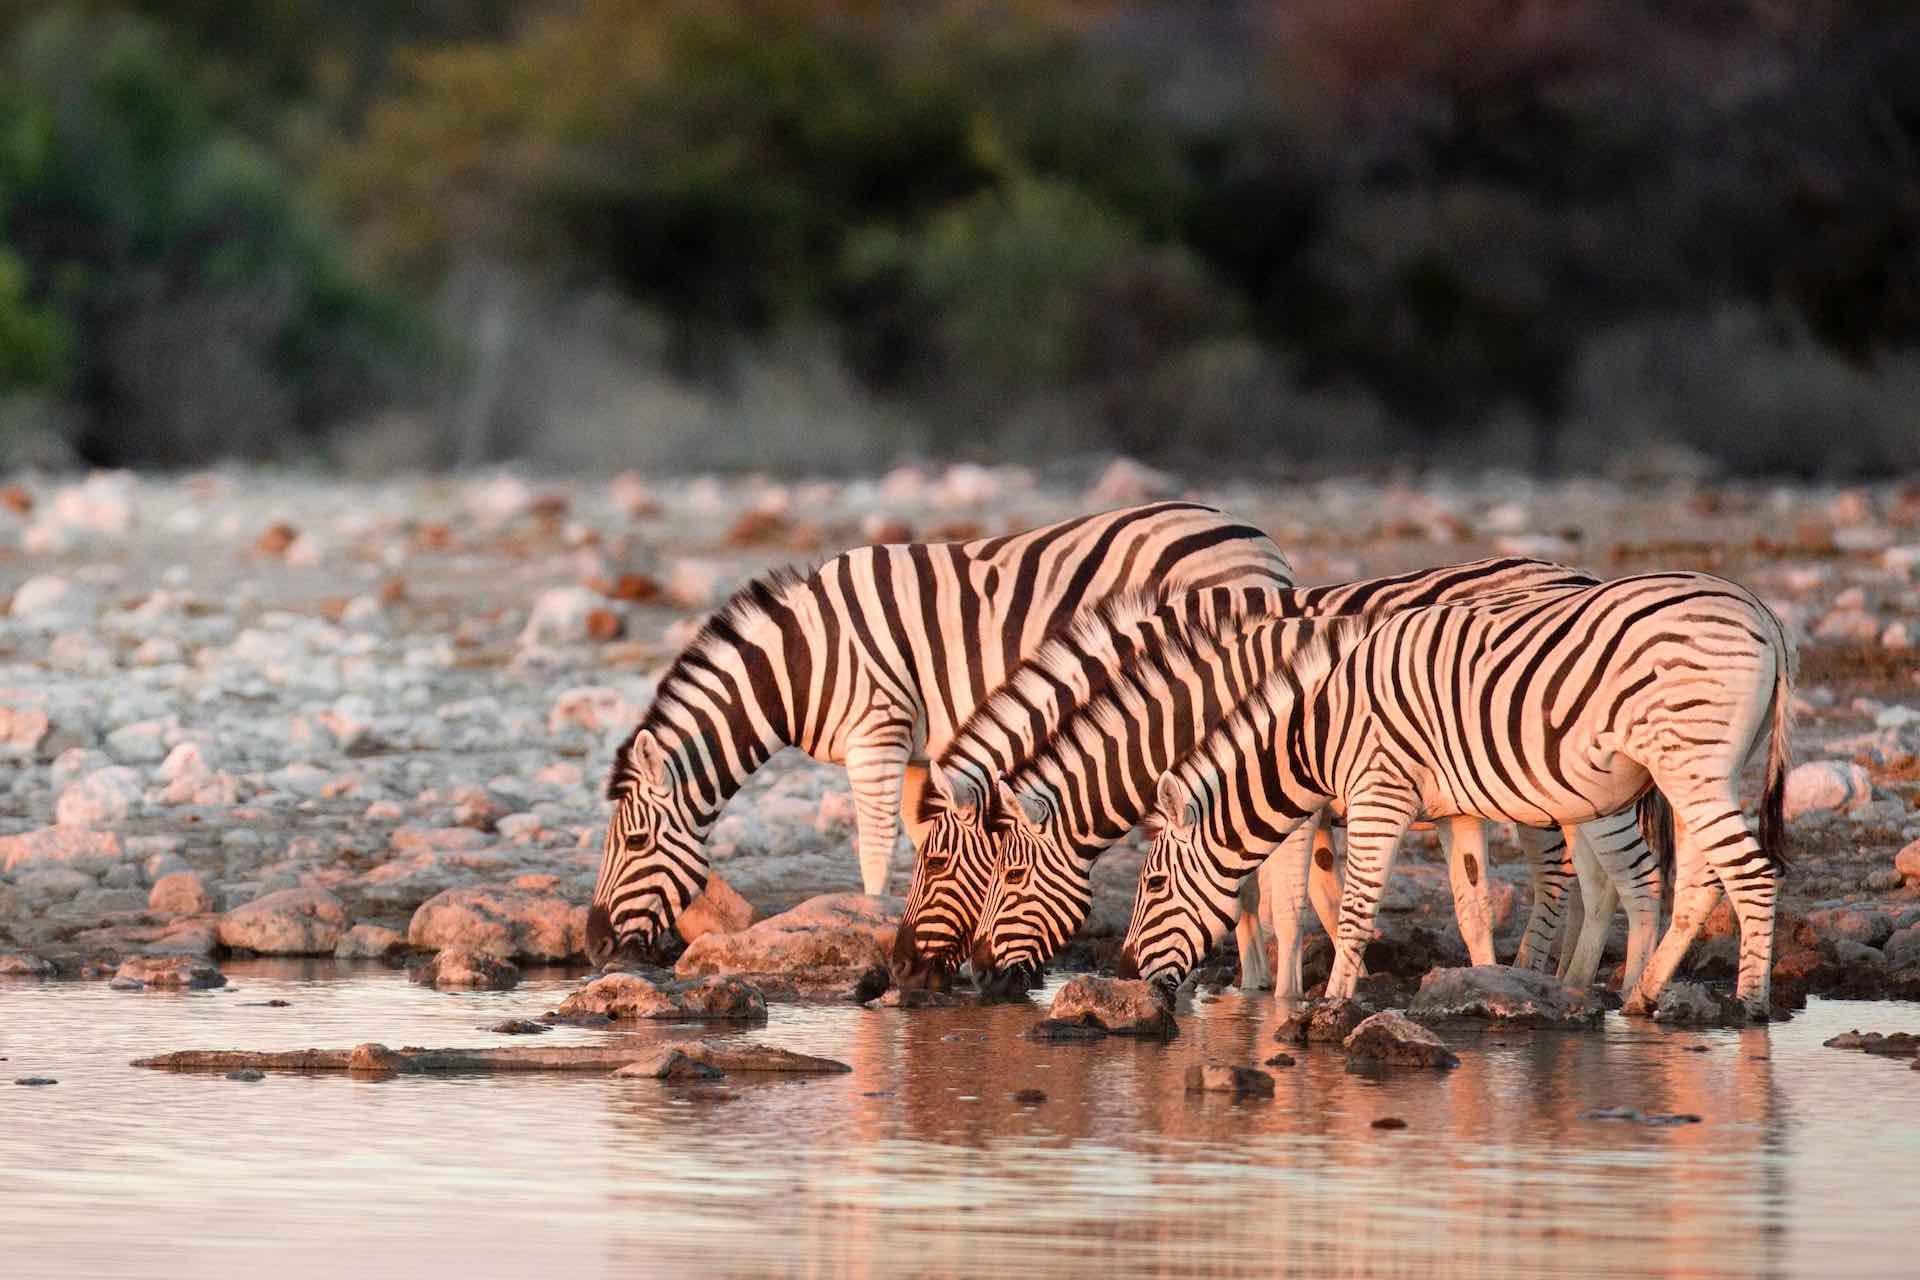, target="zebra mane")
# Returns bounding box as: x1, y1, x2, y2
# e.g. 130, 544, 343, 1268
605, 563, 811, 800
1180, 615, 1366, 788
941, 588, 1177, 773
1005, 602, 1231, 793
